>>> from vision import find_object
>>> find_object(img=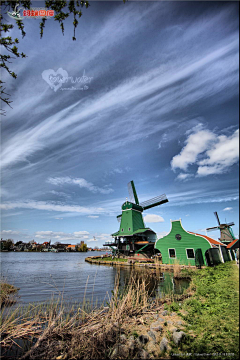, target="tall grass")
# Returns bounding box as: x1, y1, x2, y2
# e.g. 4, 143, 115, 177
173, 259, 181, 278
0, 270, 159, 359
0, 278, 19, 307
